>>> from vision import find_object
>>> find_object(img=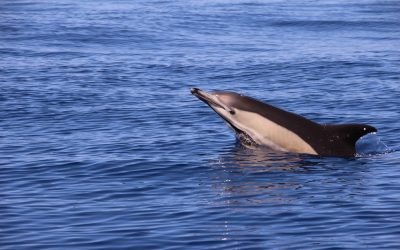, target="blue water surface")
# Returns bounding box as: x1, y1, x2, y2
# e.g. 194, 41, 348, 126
1, 0, 400, 249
